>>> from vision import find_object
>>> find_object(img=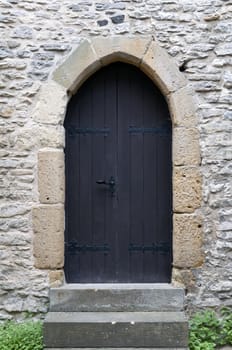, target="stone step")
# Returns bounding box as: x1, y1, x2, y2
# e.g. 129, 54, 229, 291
43, 311, 188, 348
49, 283, 184, 312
